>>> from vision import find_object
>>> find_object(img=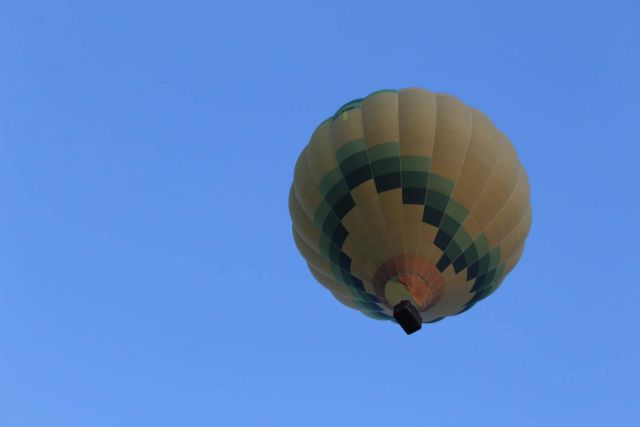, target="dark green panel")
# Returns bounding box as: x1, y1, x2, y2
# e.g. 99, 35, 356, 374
452, 240, 479, 273
425, 190, 450, 211
330, 223, 348, 247
368, 142, 400, 162
325, 181, 350, 206
374, 173, 402, 192
371, 157, 401, 177
434, 215, 461, 252
400, 156, 430, 172
444, 199, 468, 223
333, 194, 355, 219
339, 152, 369, 176
401, 171, 429, 188
402, 187, 427, 204
466, 259, 480, 280
427, 175, 454, 196
335, 139, 366, 163
344, 165, 372, 189
312, 202, 332, 230
318, 168, 343, 195
321, 212, 340, 238
444, 239, 463, 263
423, 207, 445, 226
436, 253, 451, 272
434, 229, 452, 251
